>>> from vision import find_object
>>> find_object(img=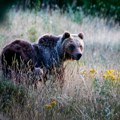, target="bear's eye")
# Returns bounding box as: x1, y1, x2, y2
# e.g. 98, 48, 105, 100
69, 44, 75, 51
